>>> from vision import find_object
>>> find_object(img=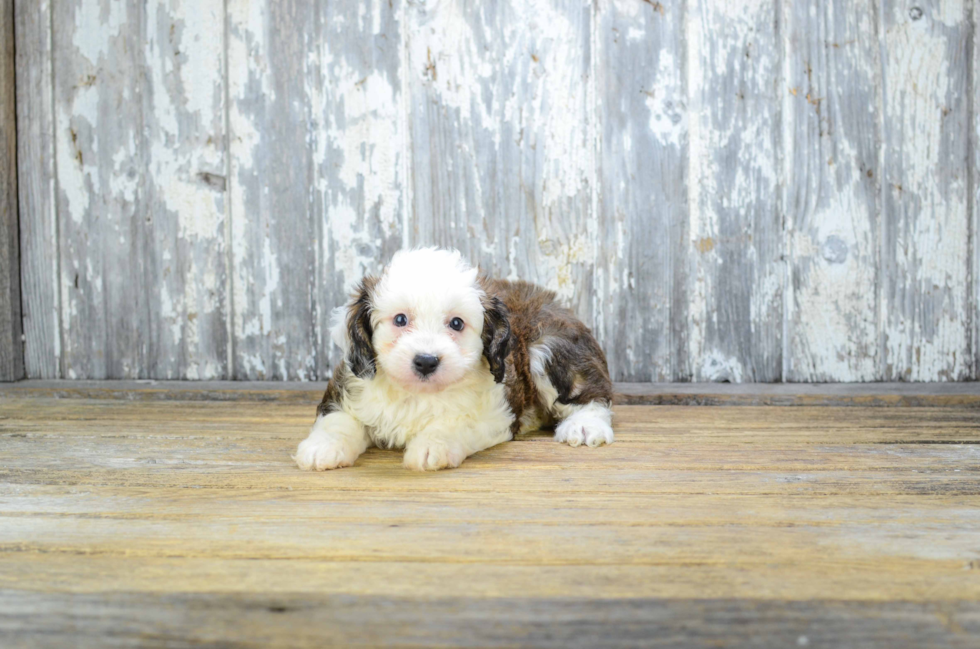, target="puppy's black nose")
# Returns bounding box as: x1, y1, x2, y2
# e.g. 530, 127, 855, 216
413, 354, 440, 377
